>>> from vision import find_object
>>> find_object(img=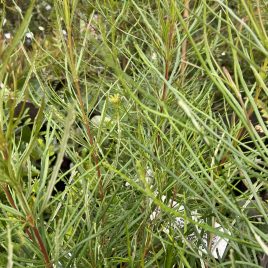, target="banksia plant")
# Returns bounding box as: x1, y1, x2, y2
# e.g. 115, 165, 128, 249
0, 1, 268, 267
